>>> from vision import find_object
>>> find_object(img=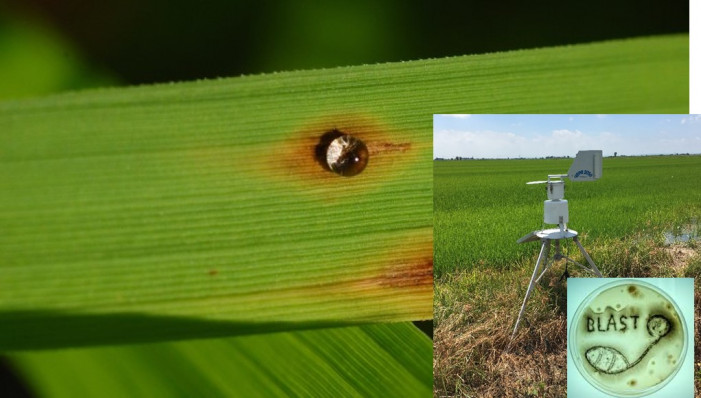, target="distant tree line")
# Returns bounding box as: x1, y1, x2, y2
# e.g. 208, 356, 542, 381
433, 153, 698, 160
